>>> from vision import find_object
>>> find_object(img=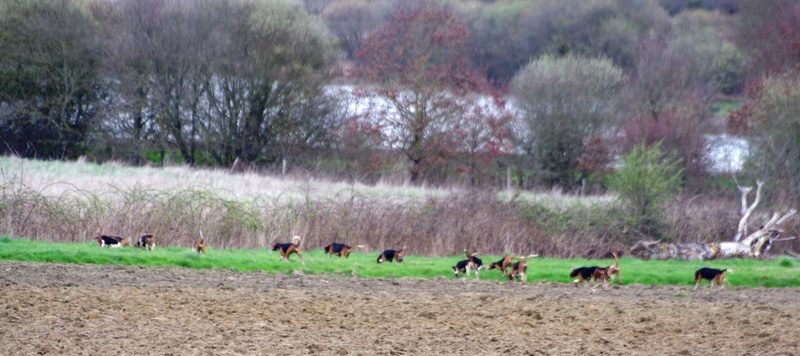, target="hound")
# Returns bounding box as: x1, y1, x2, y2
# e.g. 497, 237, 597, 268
694, 267, 729, 289
570, 253, 622, 289
452, 259, 477, 278
135, 234, 155, 251
465, 250, 484, 272
273, 236, 304, 264
508, 255, 538, 283
488, 255, 515, 276
452, 250, 483, 279
95, 235, 128, 248
377, 246, 406, 263
323, 243, 363, 258
194, 238, 207, 255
